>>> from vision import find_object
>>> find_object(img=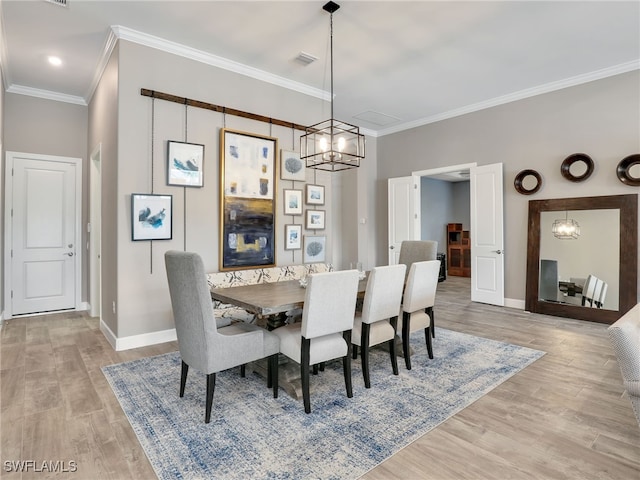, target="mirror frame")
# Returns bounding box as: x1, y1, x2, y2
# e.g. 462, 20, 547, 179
525, 193, 638, 324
